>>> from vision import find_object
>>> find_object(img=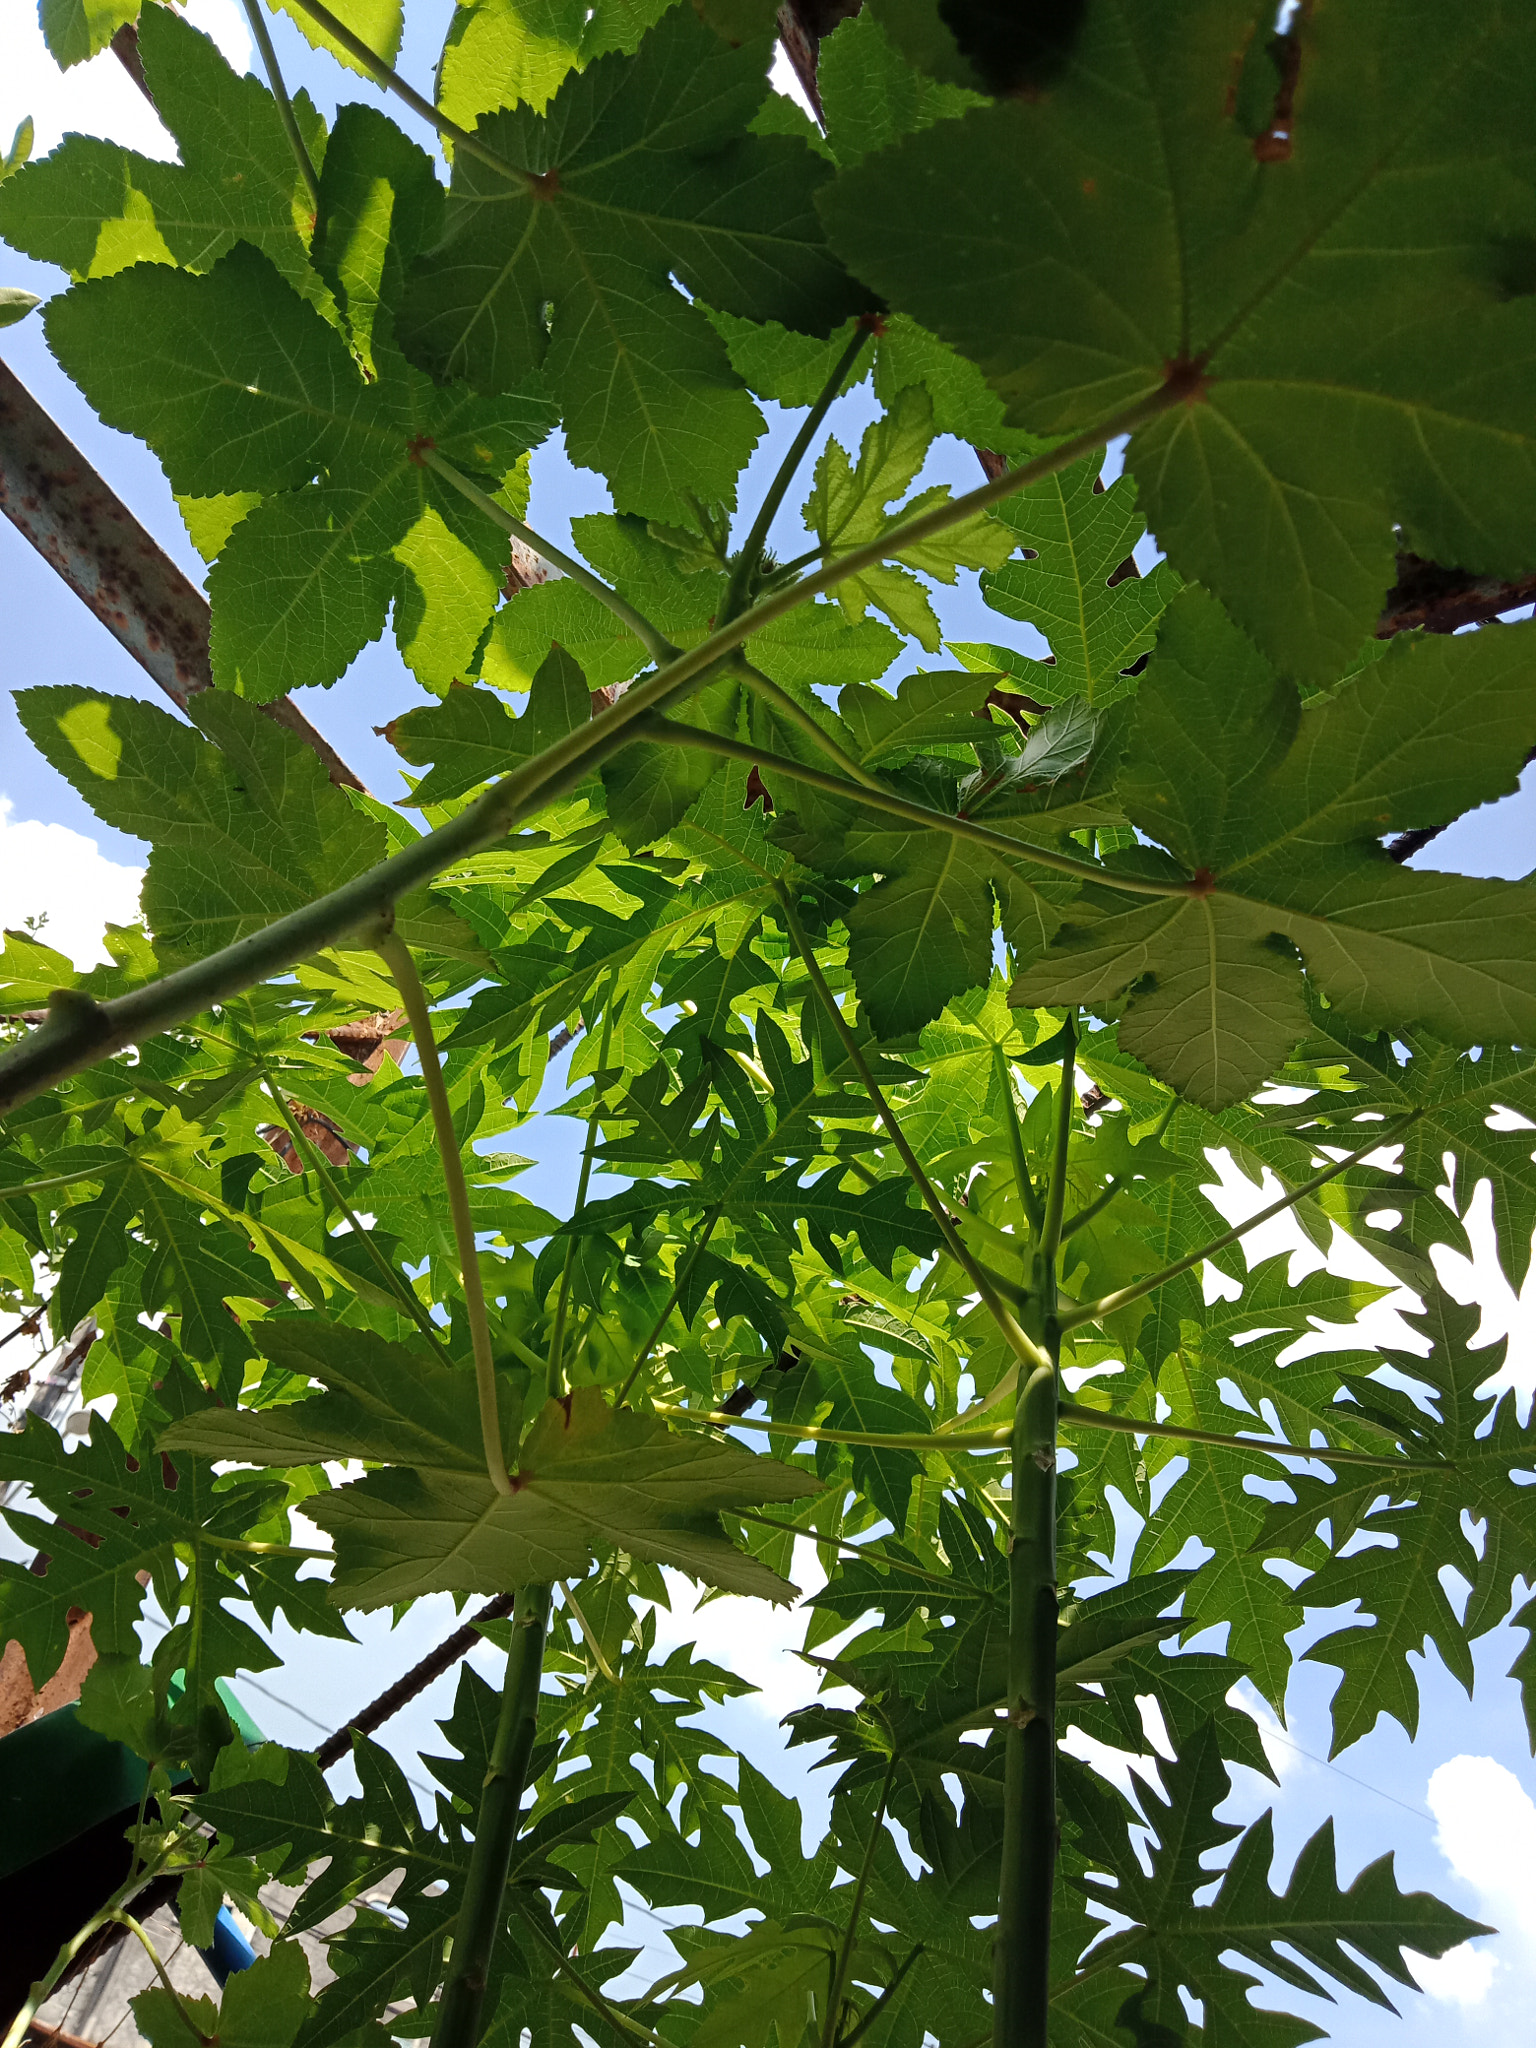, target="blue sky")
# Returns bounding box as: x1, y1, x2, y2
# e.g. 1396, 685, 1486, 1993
4, 7, 1536, 2041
